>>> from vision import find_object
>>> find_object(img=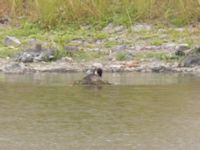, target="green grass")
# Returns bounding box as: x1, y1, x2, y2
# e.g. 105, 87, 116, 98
115, 52, 134, 61
104, 41, 119, 48
116, 52, 129, 61
151, 39, 165, 46
135, 51, 181, 62
2, 0, 200, 28
1, 17, 200, 62
72, 50, 104, 61
0, 47, 21, 58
